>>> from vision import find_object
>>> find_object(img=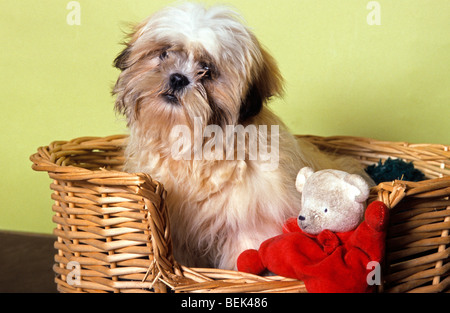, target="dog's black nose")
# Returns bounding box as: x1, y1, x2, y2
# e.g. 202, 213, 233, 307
170, 73, 190, 91
298, 215, 305, 221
